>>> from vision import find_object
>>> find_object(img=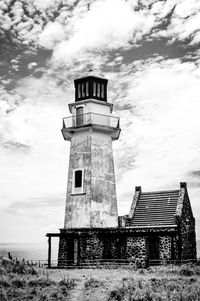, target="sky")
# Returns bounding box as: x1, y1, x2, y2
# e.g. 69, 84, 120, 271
1, 0, 200, 246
